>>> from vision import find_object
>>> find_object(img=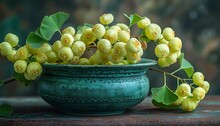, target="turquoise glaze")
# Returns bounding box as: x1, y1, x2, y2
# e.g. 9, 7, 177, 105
38, 59, 157, 115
